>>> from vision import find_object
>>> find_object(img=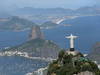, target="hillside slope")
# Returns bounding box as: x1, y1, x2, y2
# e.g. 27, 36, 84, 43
47, 50, 100, 75
3, 39, 61, 58
88, 42, 100, 64
0, 16, 37, 30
